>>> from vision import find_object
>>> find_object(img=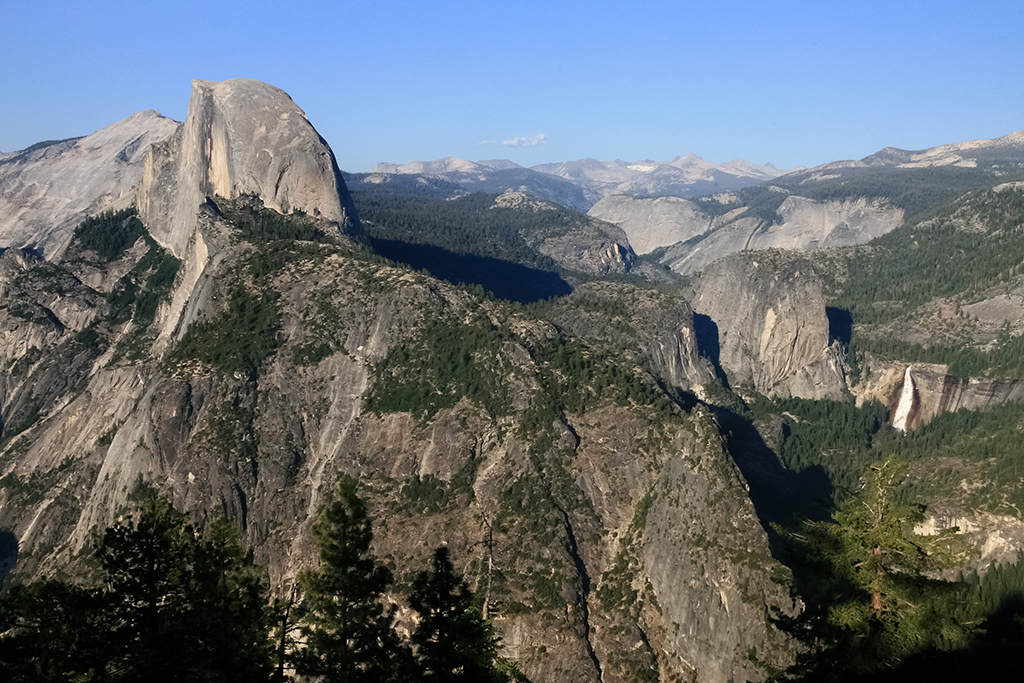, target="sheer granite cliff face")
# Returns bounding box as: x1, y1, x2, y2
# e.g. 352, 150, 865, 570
134, 79, 363, 349
0, 80, 797, 683
138, 78, 360, 260
689, 250, 847, 400
855, 361, 1024, 431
